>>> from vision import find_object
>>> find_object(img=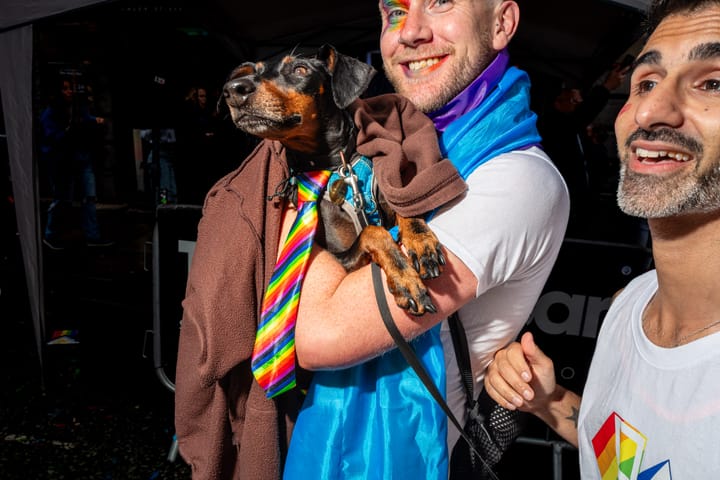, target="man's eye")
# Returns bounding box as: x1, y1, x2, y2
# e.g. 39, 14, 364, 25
701, 79, 720, 91
429, 0, 453, 11
632, 80, 656, 95
387, 9, 406, 23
